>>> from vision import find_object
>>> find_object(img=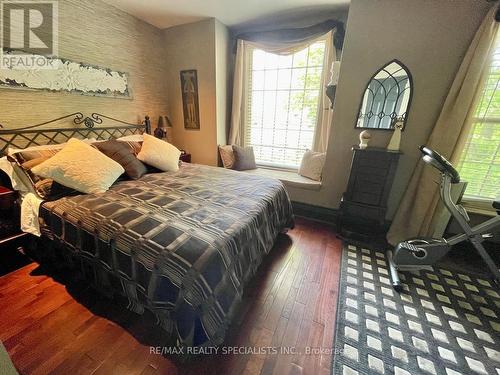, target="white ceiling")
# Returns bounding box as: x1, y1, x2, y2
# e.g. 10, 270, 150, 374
102, 0, 350, 29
